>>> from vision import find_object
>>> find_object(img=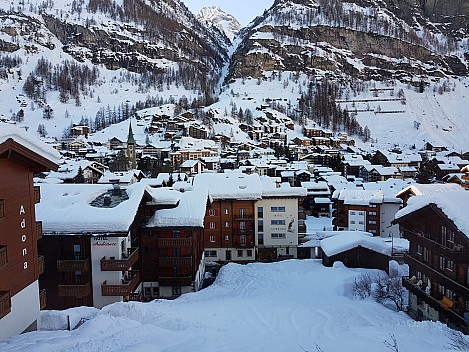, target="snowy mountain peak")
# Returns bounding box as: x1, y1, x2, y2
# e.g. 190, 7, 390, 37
197, 6, 242, 42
